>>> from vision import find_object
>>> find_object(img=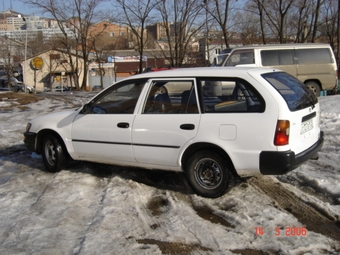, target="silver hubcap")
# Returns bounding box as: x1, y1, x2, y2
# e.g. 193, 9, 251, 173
44, 140, 56, 166
194, 158, 222, 189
